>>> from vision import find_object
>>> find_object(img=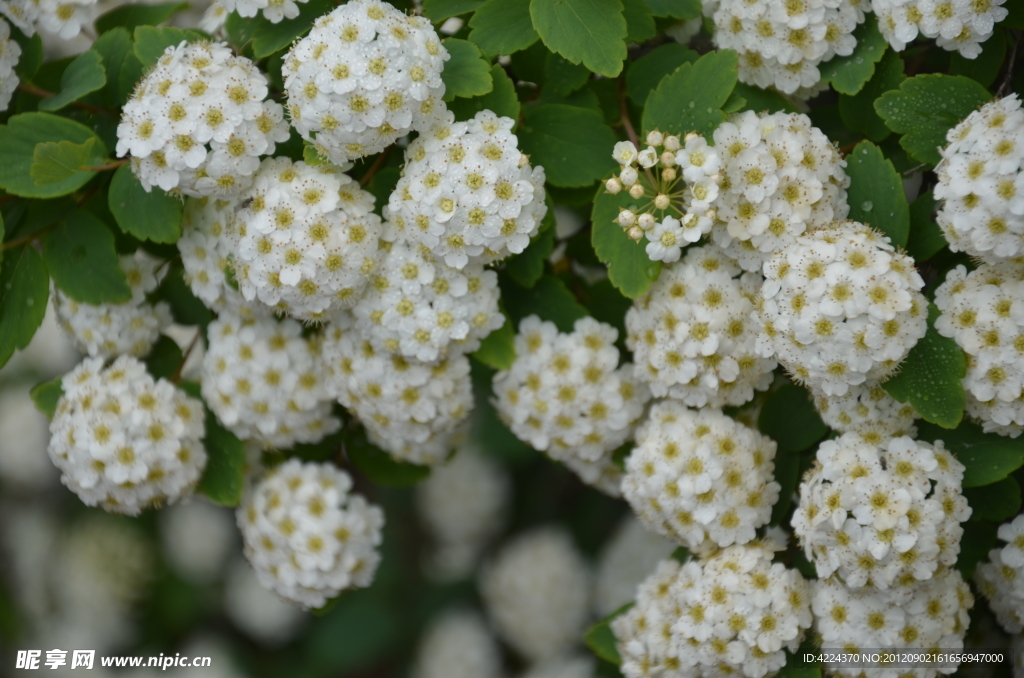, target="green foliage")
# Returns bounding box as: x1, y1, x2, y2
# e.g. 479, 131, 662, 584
845, 141, 910, 248
874, 74, 991, 165
245, 0, 335, 59
950, 27, 1006, 88
732, 83, 797, 114
585, 603, 632, 665
10, 25, 42, 81
0, 113, 106, 198
758, 383, 827, 454
133, 26, 207, 68
545, 52, 591, 96
197, 411, 247, 506
839, 49, 905, 142
964, 477, 1022, 522
91, 28, 135, 109
108, 164, 184, 244
641, 49, 738, 138
918, 420, 1024, 488
468, 0, 539, 56
643, 0, 699, 18
95, 1, 188, 34
503, 224, 556, 288
591, 187, 662, 298
38, 49, 106, 112
30, 377, 63, 420
956, 519, 997, 578
472, 311, 516, 369
441, 38, 494, 101
43, 211, 132, 305
502, 274, 588, 332
622, 0, 656, 44
530, 0, 628, 78
818, 18, 886, 95
423, 0, 484, 21
30, 138, 100, 186
905, 190, 947, 262
625, 43, 697, 105
518, 104, 617, 187
345, 426, 431, 487
449, 64, 521, 122
0, 247, 49, 370
156, 265, 213, 328
143, 335, 185, 381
